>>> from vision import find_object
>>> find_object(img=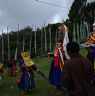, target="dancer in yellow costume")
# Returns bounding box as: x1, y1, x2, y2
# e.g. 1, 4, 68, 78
17, 51, 46, 92
17, 52, 38, 92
